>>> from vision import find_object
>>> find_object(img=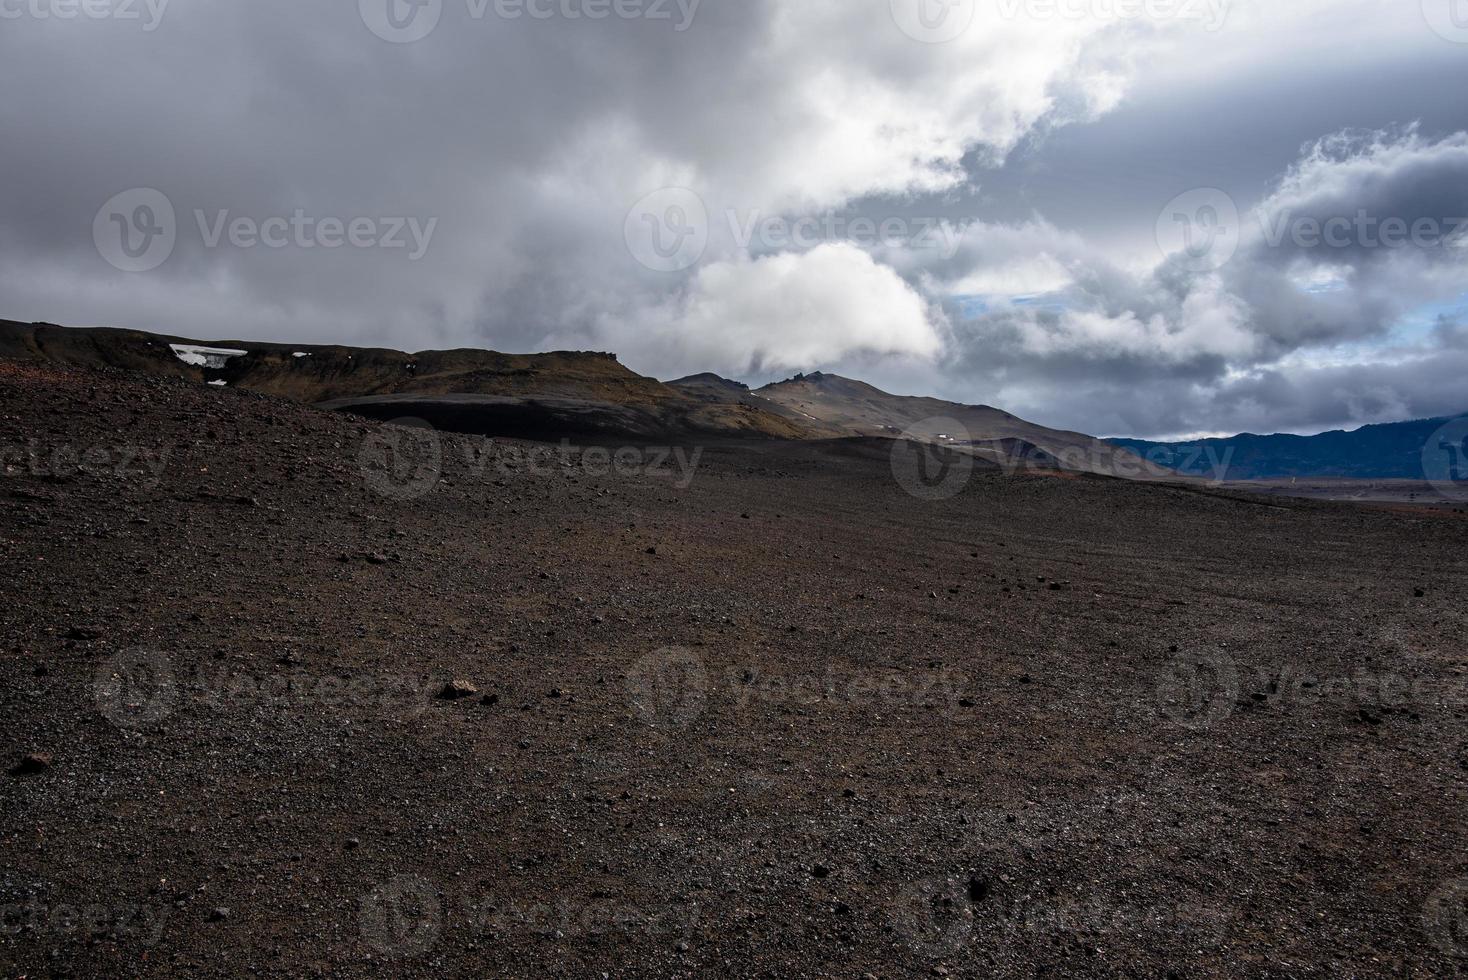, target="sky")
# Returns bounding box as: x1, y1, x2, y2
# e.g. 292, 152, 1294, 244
2, 0, 1467, 439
